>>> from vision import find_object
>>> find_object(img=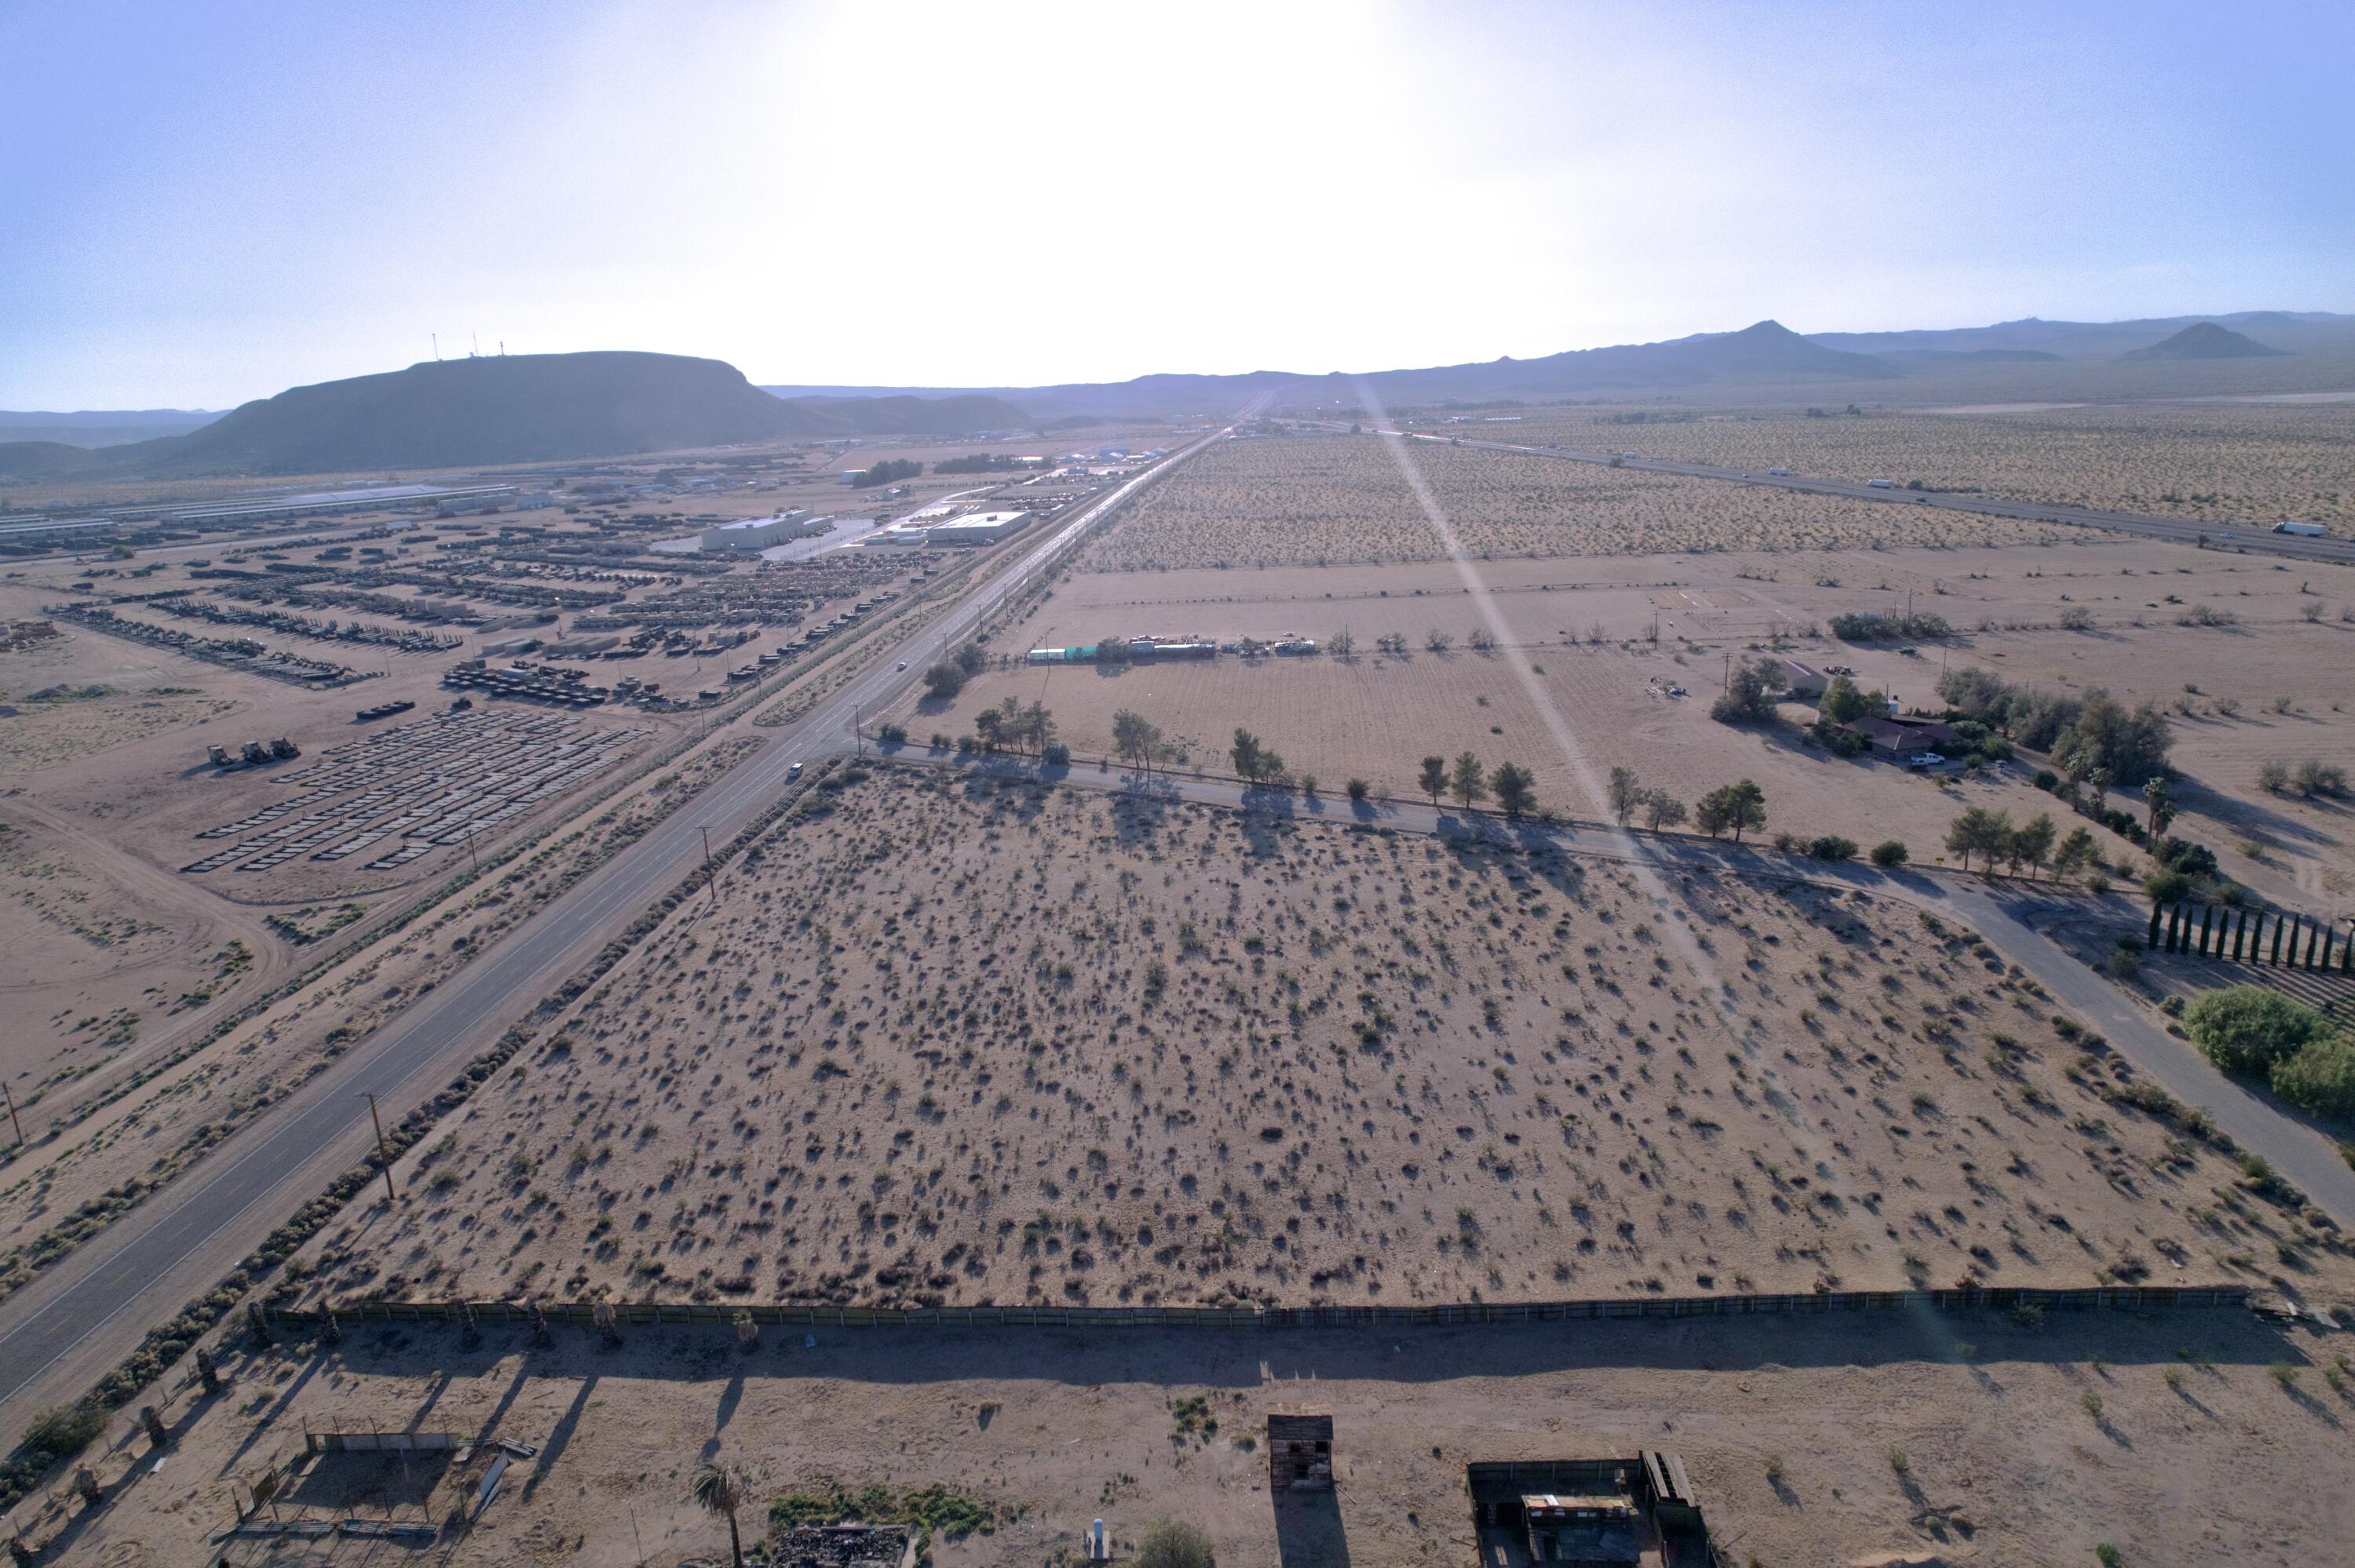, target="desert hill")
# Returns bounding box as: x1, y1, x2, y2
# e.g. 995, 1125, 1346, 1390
0, 354, 1033, 479
0, 409, 217, 450
0, 440, 109, 480
2120, 321, 2289, 361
